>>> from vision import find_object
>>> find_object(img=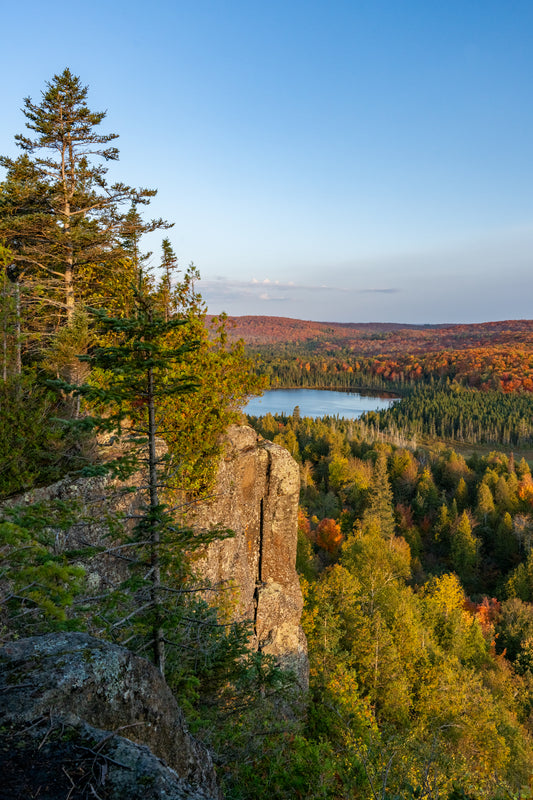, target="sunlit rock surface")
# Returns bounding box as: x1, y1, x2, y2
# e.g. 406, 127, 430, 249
8, 424, 309, 687
189, 425, 308, 688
